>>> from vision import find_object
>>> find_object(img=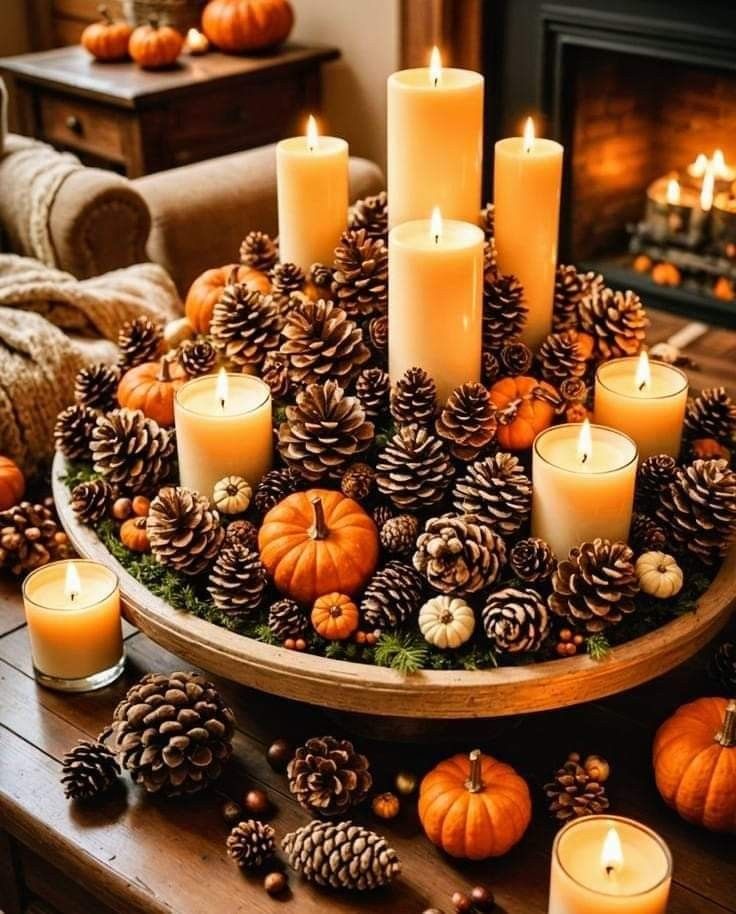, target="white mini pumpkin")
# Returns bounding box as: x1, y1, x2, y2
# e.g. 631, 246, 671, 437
635, 551, 683, 599
162, 316, 195, 351
213, 475, 252, 515
418, 596, 475, 649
